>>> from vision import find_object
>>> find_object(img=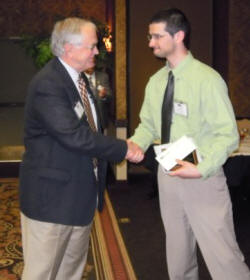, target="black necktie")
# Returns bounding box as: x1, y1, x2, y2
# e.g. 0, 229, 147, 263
161, 71, 174, 143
